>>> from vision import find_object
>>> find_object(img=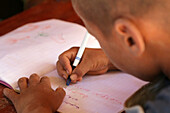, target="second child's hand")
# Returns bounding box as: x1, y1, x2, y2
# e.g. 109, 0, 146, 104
3, 74, 65, 113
